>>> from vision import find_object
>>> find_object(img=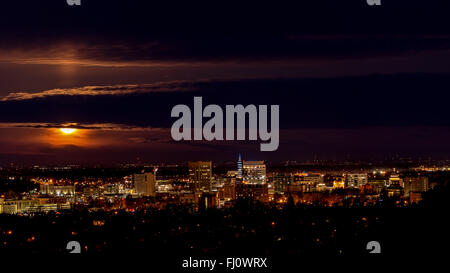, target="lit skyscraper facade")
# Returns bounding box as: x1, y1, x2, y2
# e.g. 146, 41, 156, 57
188, 161, 212, 192
237, 154, 243, 179
132, 172, 156, 197
403, 177, 429, 196
243, 160, 266, 184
